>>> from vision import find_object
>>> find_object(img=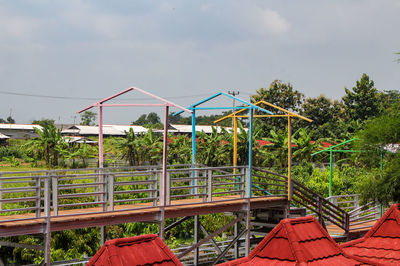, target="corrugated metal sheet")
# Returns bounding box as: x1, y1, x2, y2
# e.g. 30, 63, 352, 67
0, 123, 42, 130
341, 204, 400, 265
62, 125, 148, 136
109, 125, 148, 134
170, 124, 239, 134
218, 216, 372, 265
87, 234, 182, 266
